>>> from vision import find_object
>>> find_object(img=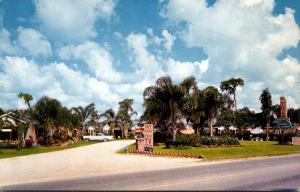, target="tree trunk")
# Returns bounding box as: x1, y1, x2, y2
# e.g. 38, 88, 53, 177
209, 118, 213, 137
172, 127, 177, 142
171, 105, 176, 142
121, 123, 125, 139
234, 93, 237, 111
27, 101, 31, 109
266, 122, 269, 141
124, 123, 128, 139
82, 122, 85, 135
111, 122, 115, 138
